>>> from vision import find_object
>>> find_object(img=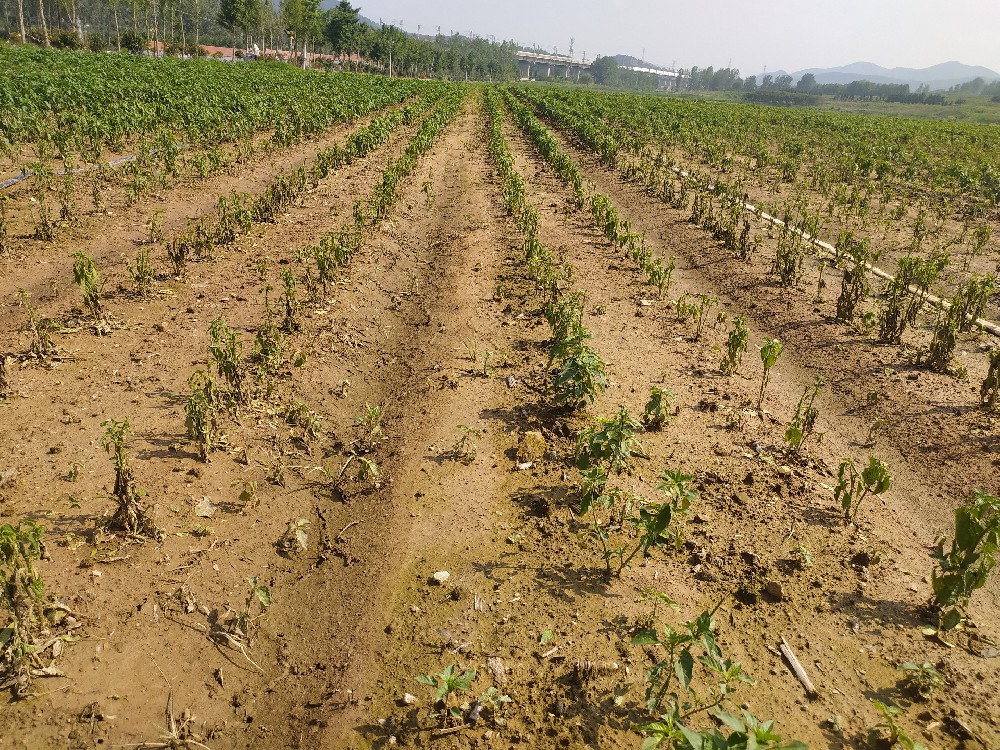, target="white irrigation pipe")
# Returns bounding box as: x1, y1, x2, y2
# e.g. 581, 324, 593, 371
670, 165, 1000, 339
